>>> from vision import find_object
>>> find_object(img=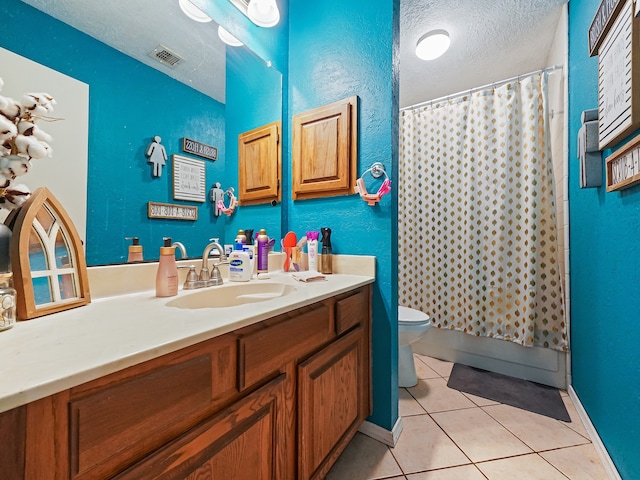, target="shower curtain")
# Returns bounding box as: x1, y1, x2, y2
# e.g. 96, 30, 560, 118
399, 72, 567, 352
